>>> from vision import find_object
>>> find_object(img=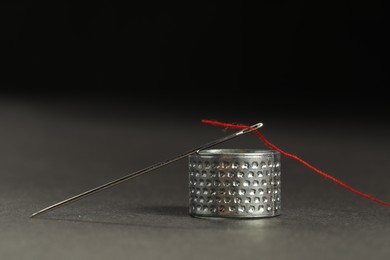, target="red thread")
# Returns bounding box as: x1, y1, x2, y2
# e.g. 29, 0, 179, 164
202, 119, 390, 207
